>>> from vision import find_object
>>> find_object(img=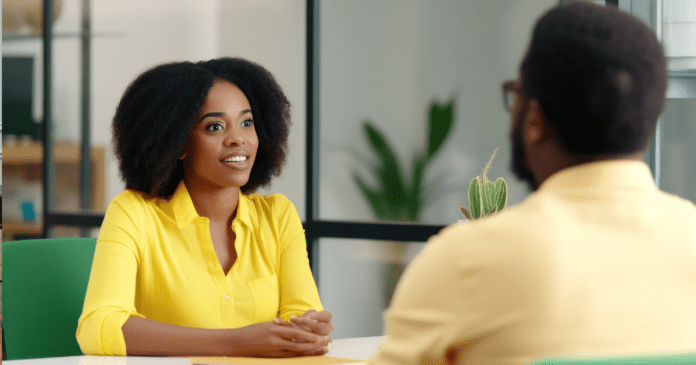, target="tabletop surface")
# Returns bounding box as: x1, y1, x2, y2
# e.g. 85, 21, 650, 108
3, 336, 385, 365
